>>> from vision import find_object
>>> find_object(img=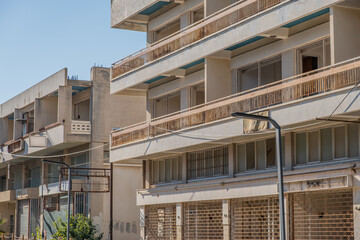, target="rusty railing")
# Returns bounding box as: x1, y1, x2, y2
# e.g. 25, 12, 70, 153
111, 0, 286, 80
111, 58, 360, 148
